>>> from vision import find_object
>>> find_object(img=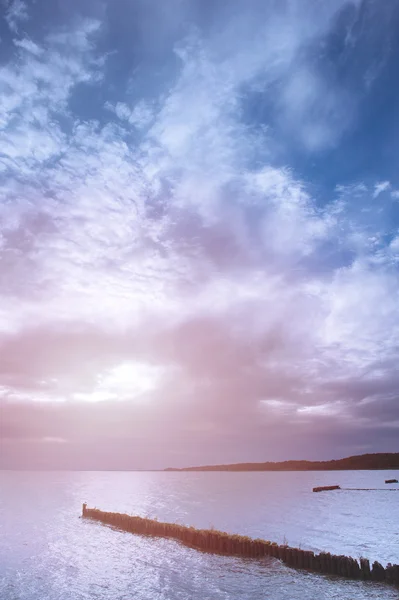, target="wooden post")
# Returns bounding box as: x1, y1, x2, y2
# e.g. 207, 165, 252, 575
360, 557, 371, 580
371, 561, 386, 582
